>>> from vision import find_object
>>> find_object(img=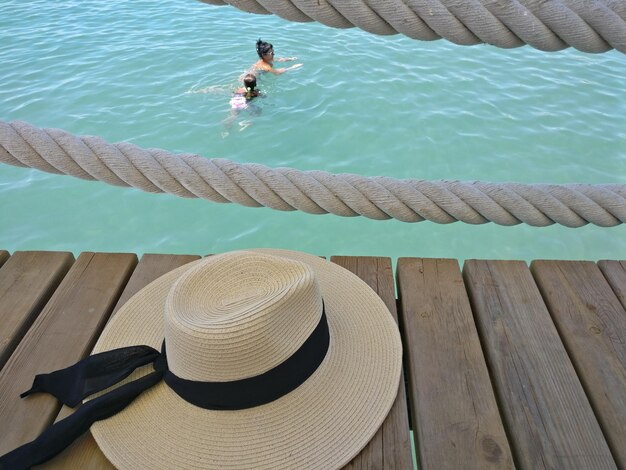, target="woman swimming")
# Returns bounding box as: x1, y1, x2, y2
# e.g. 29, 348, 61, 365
252, 39, 302, 75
